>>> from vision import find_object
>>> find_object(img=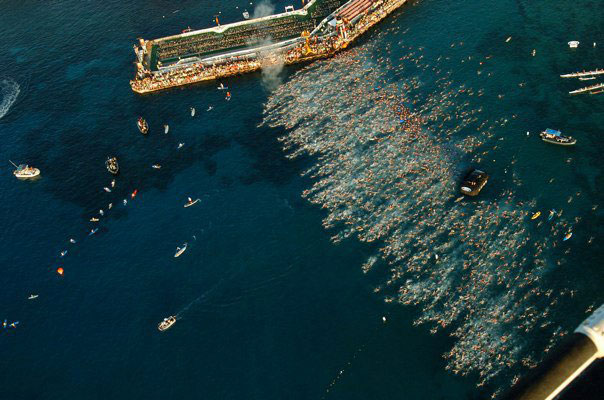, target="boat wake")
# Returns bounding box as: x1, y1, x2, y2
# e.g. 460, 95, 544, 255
0, 77, 20, 120
262, 37, 576, 391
